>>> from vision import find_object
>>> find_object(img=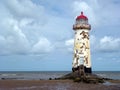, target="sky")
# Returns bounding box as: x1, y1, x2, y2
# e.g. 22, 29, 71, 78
0, 0, 120, 71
